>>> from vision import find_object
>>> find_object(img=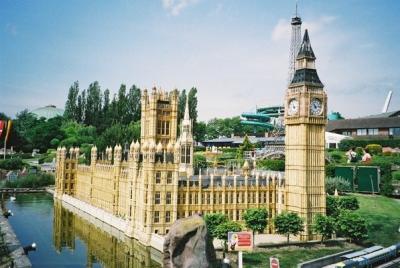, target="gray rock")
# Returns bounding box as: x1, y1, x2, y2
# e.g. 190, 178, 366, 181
163, 214, 216, 268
